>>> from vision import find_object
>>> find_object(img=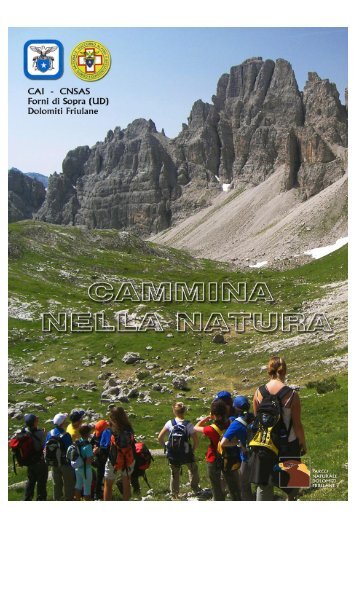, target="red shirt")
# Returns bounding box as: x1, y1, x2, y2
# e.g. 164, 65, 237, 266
203, 422, 230, 463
